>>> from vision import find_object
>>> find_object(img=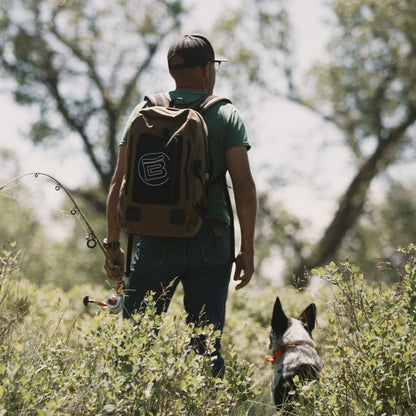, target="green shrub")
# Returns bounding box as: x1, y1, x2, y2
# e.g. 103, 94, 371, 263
295, 245, 416, 416
6, 241, 416, 415
0, 244, 31, 339
0, 246, 256, 416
